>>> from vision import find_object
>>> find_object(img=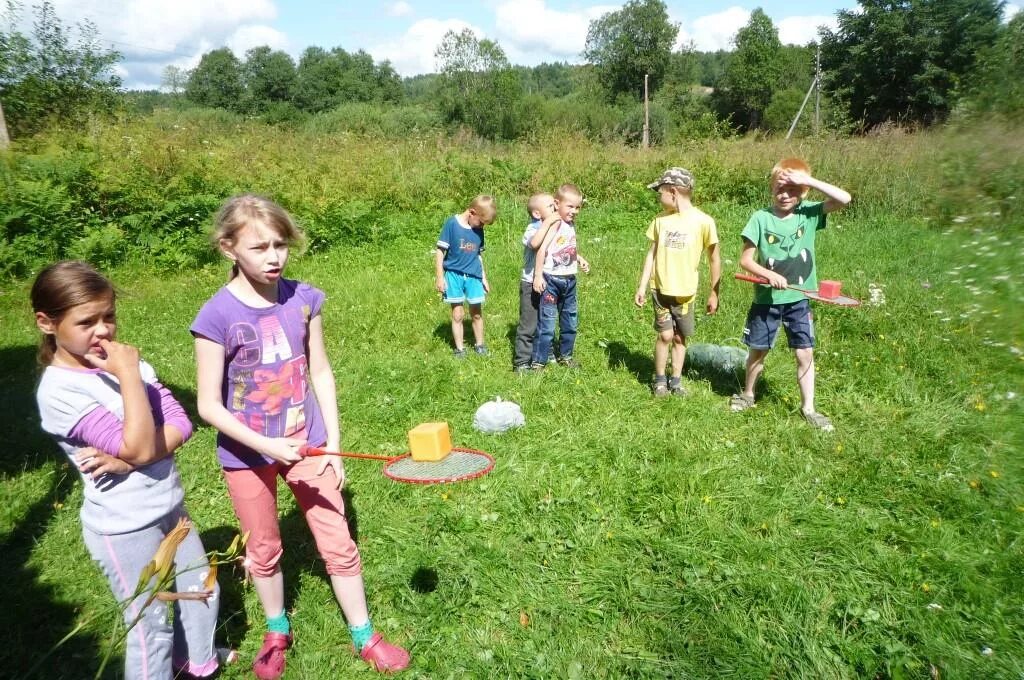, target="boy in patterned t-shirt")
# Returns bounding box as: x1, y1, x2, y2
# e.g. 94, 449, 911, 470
730, 158, 851, 431
530, 184, 590, 370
